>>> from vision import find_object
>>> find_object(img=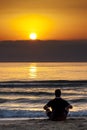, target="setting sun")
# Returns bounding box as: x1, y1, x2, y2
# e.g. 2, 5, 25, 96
29, 33, 37, 40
